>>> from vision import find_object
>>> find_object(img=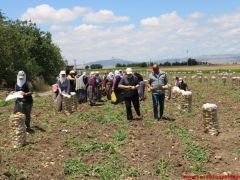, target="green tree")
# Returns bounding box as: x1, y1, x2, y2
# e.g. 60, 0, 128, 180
90, 64, 103, 69
0, 11, 65, 86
